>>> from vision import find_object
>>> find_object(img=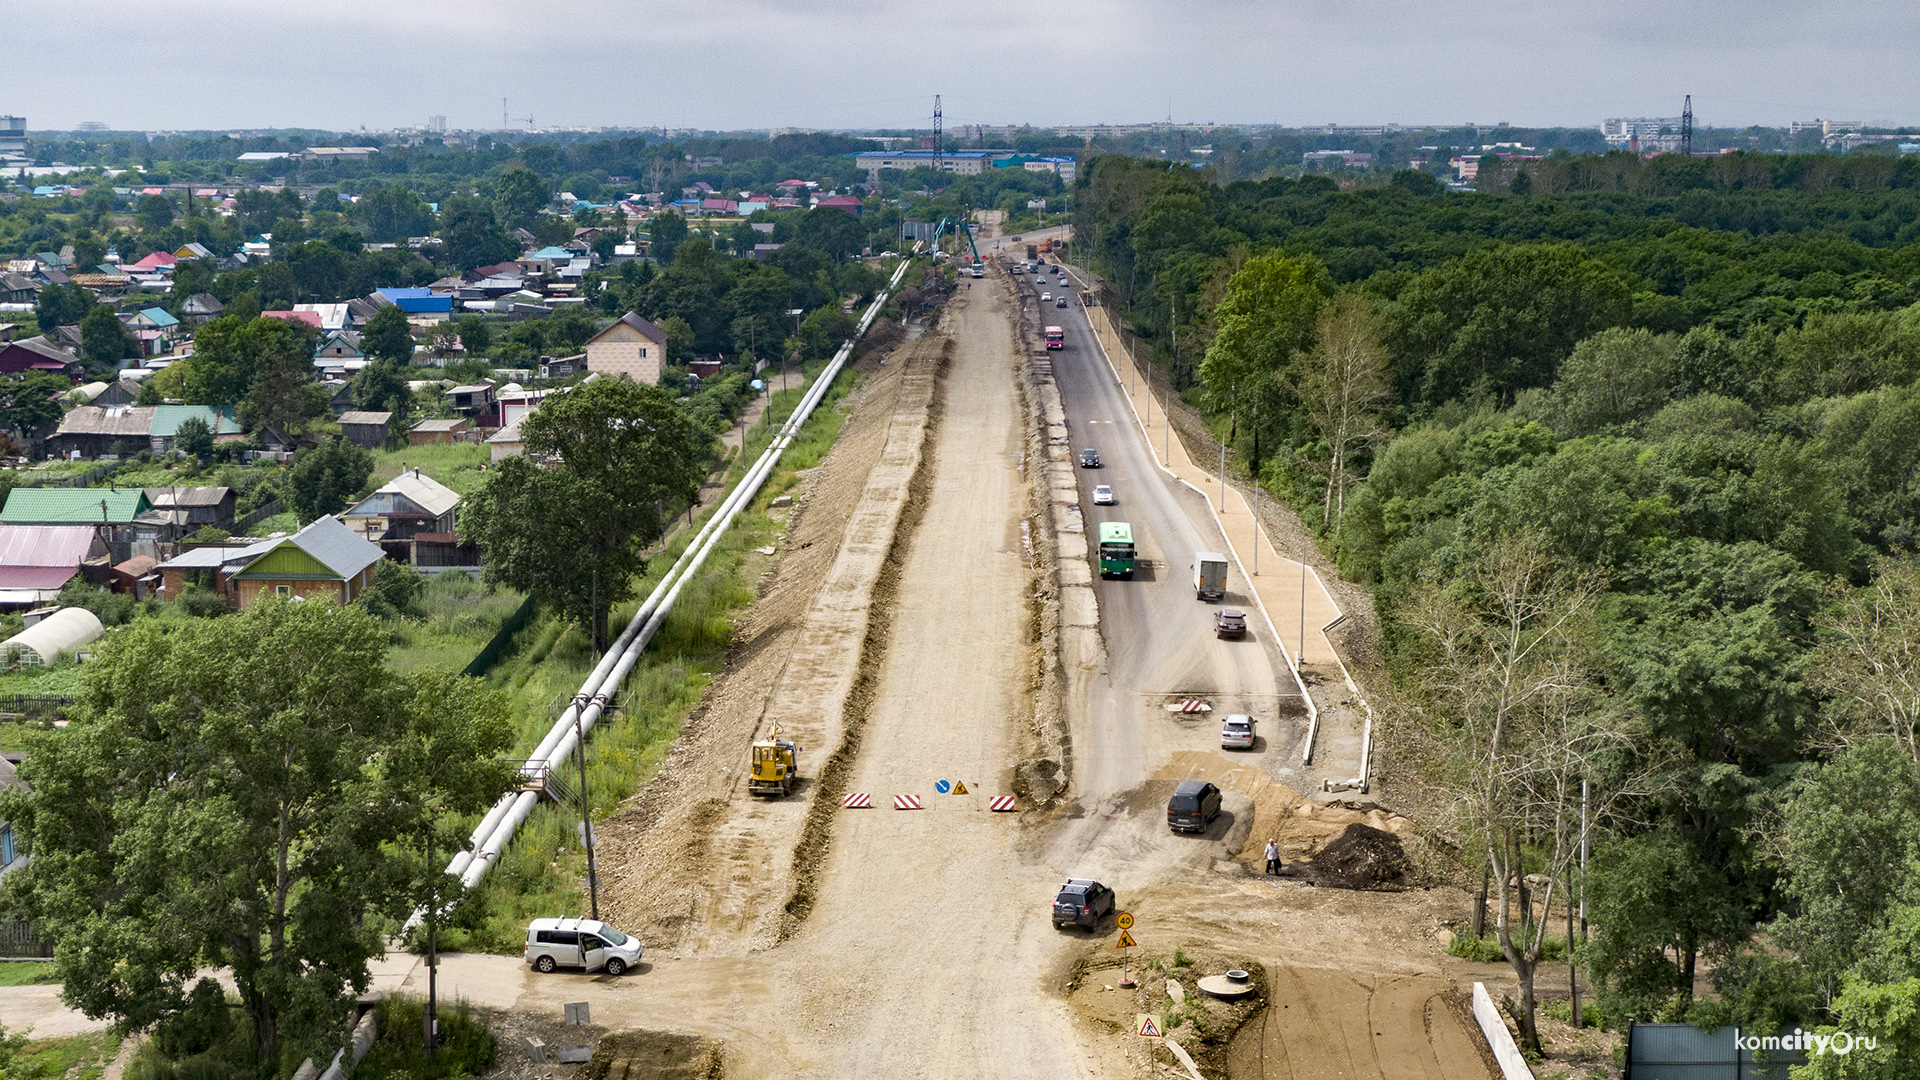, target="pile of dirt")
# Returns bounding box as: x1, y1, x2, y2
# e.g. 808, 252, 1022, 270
575, 1030, 724, 1080
1286, 822, 1411, 890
